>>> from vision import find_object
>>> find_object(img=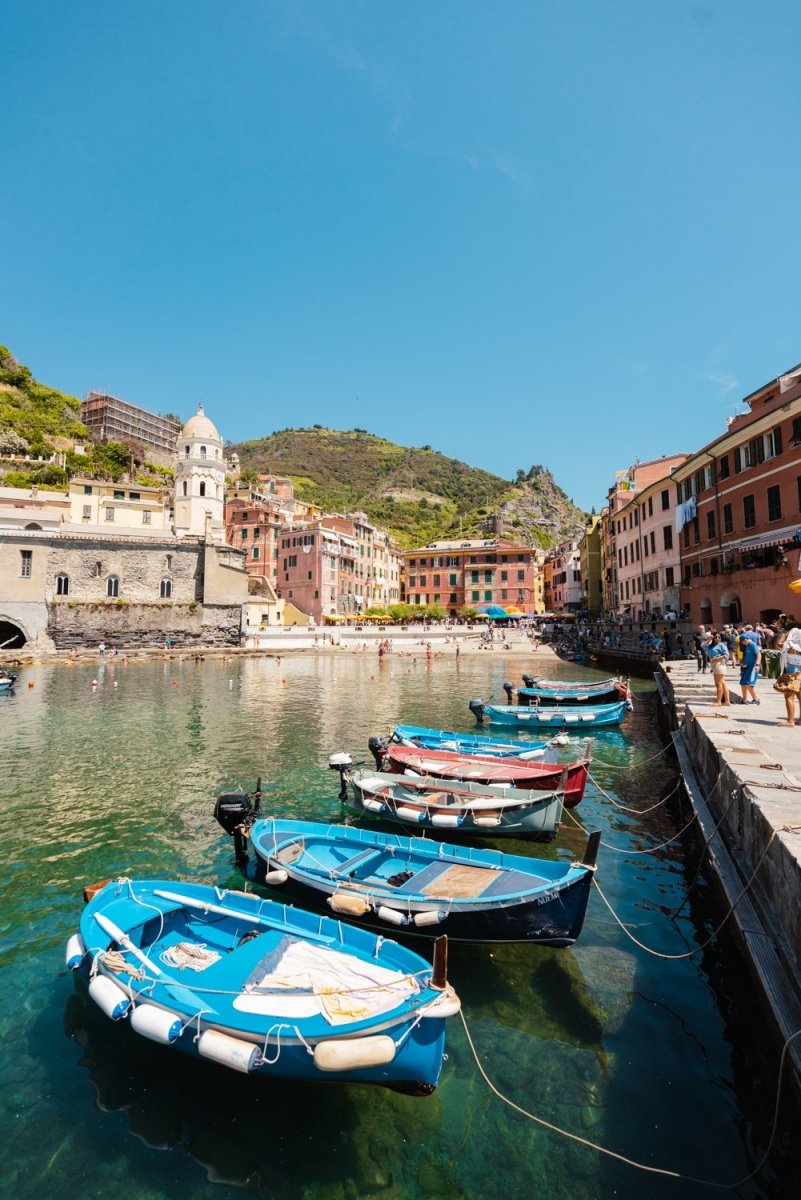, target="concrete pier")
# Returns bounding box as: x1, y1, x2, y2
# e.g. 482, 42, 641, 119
656, 659, 801, 1085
